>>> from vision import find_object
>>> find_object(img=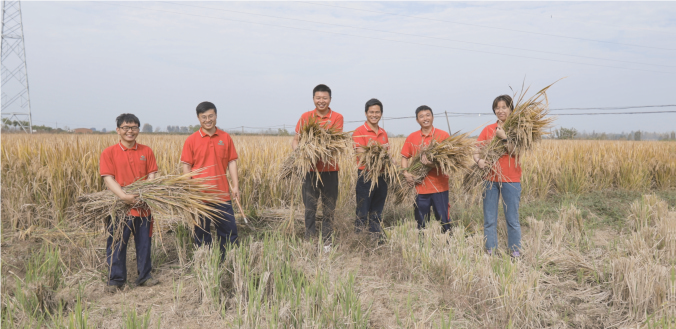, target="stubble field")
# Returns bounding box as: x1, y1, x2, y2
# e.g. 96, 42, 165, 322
1, 134, 675, 328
